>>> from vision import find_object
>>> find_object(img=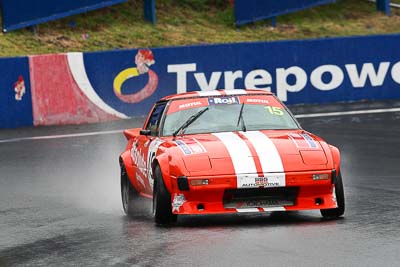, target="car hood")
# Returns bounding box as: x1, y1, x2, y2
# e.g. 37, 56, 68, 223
167, 130, 331, 176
